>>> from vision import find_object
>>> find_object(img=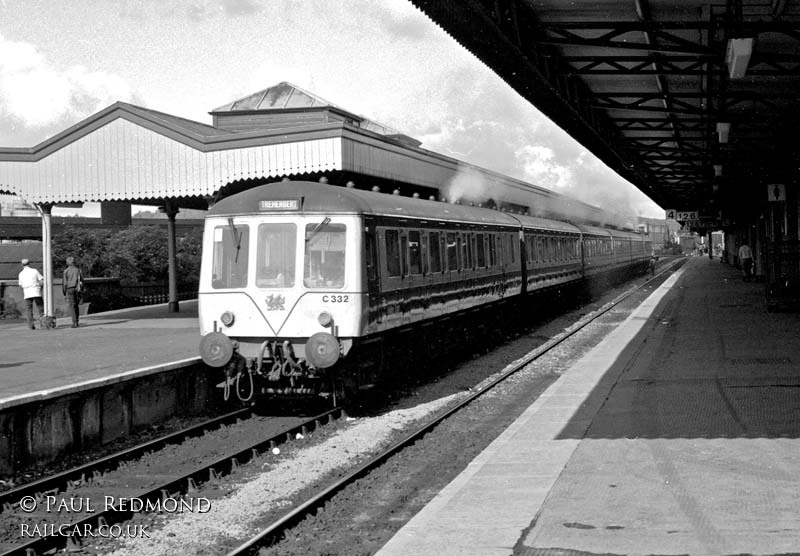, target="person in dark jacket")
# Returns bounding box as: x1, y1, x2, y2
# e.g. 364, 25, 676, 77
62, 257, 84, 328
